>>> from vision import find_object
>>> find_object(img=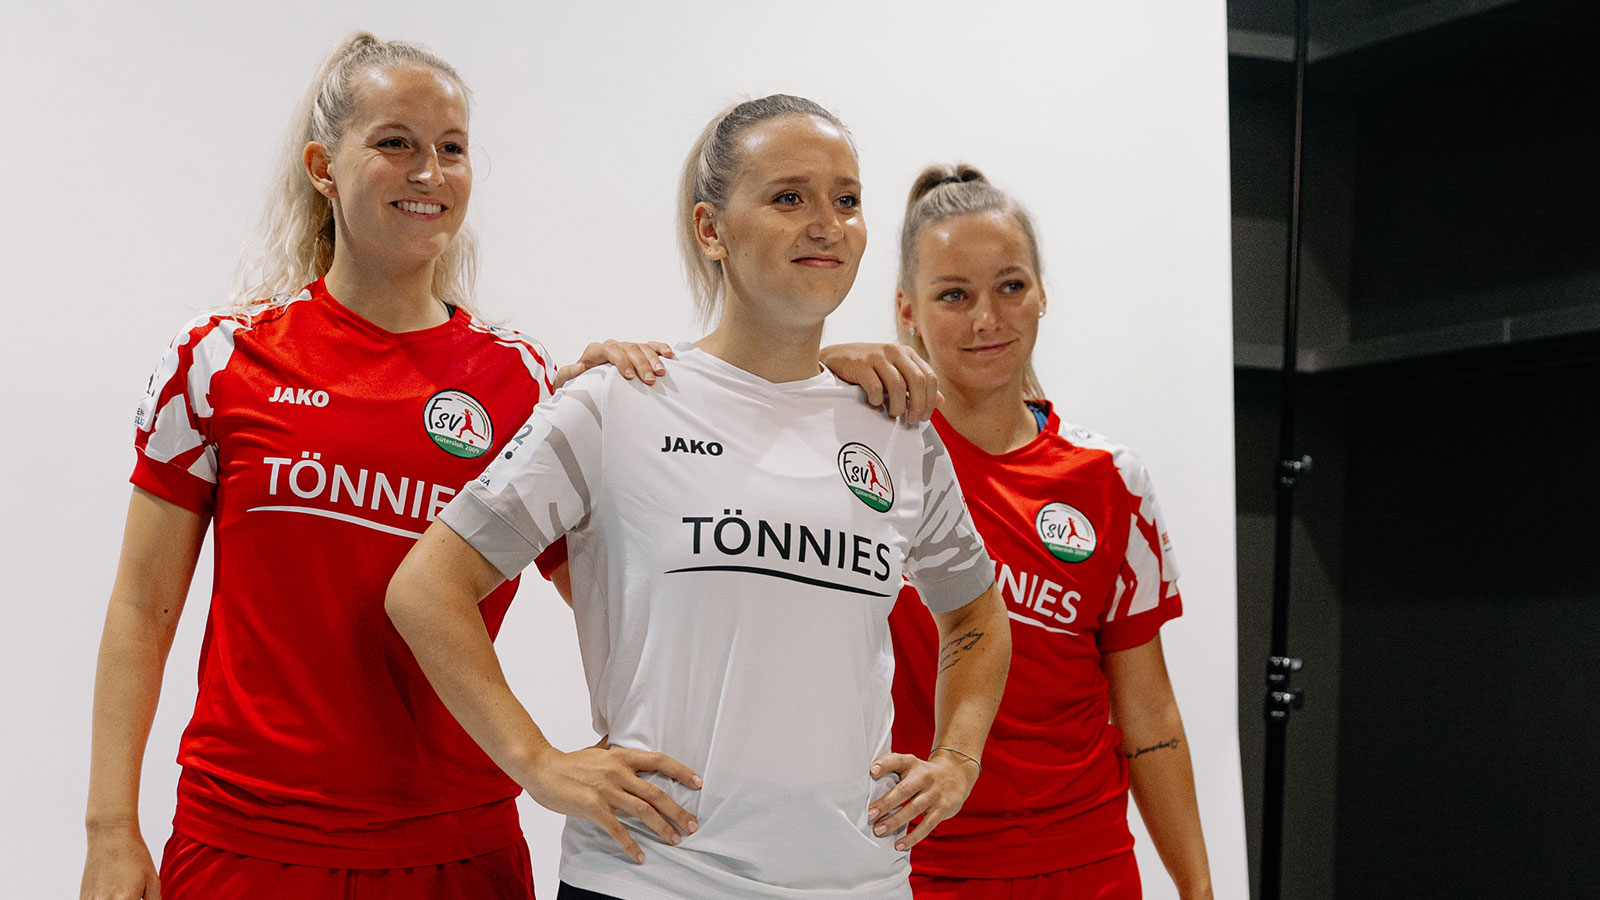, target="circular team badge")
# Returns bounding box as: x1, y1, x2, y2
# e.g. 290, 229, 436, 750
837, 442, 894, 512
424, 390, 494, 459
1035, 502, 1096, 562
